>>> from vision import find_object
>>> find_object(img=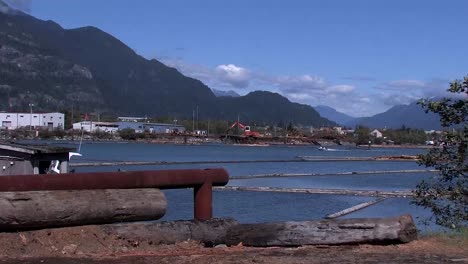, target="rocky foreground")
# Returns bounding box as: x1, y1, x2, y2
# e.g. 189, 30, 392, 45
0, 224, 466, 264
